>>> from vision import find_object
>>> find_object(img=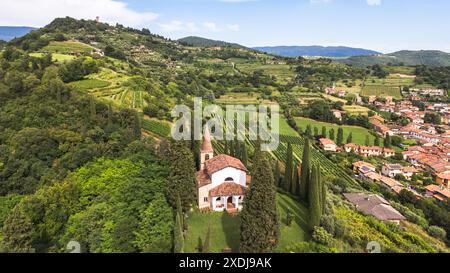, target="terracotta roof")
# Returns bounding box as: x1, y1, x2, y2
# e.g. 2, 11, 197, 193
201, 126, 214, 153
205, 154, 247, 175
437, 172, 450, 180
209, 182, 246, 197
353, 161, 376, 170
197, 170, 212, 187
319, 138, 336, 146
